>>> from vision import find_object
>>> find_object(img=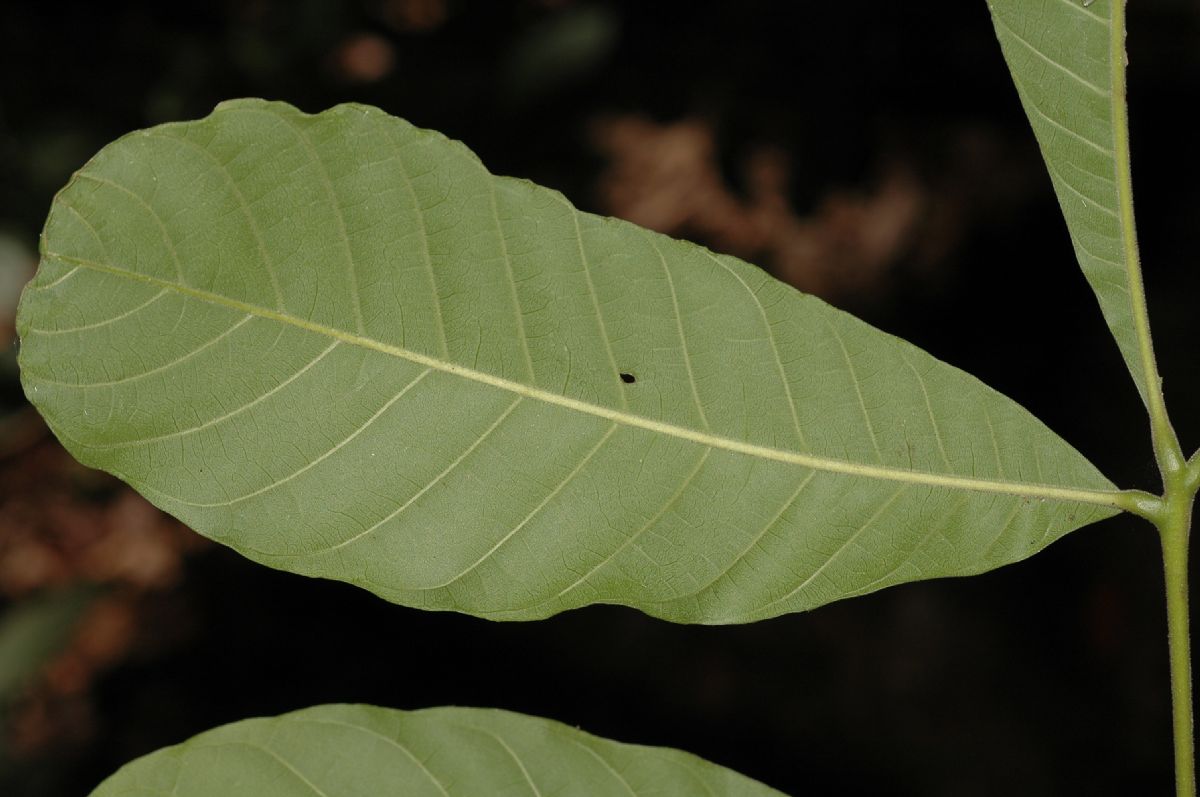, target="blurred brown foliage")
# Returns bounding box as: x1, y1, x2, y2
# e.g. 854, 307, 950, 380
0, 431, 206, 756
592, 115, 1035, 302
